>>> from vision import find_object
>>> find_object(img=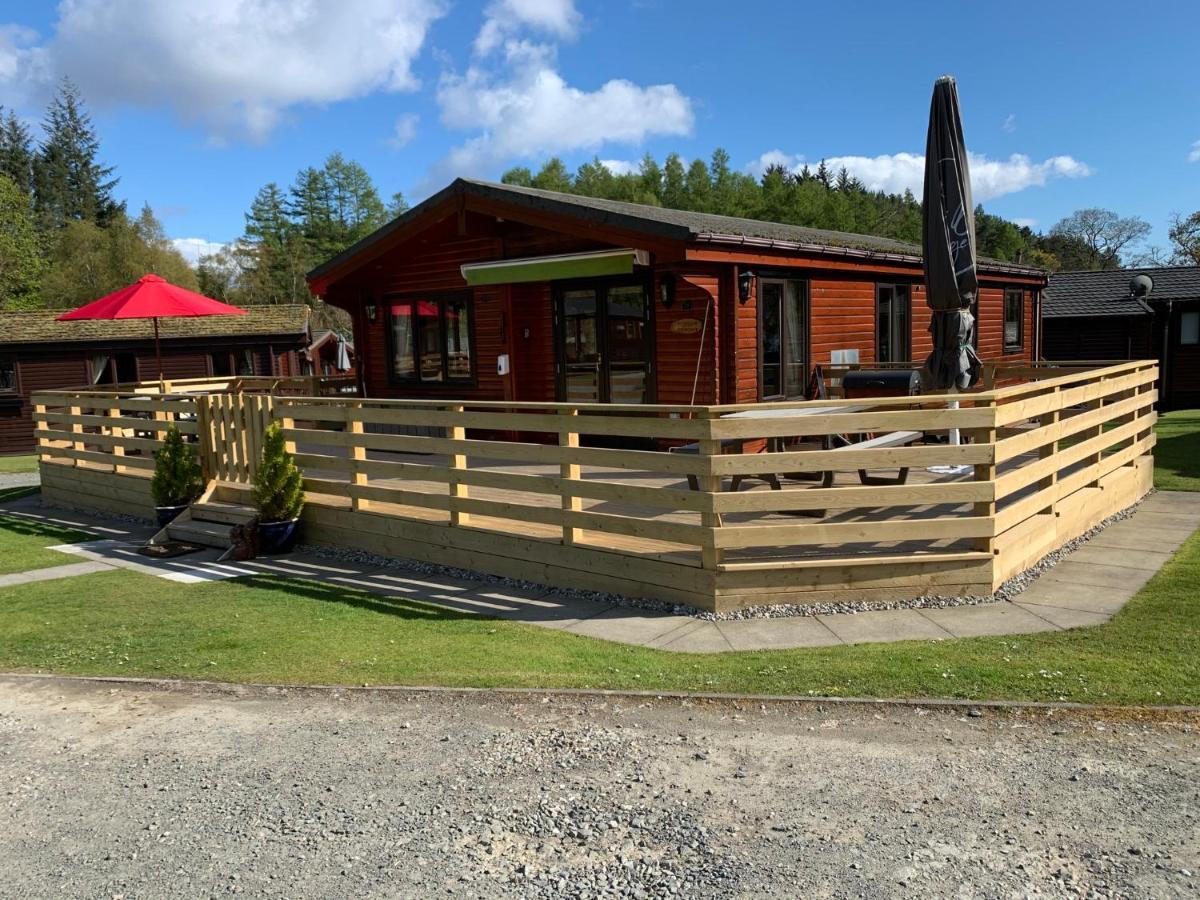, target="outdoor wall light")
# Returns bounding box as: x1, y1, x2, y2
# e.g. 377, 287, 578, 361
659, 273, 676, 308
738, 269, 755, 303
364, 300, 378, 323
